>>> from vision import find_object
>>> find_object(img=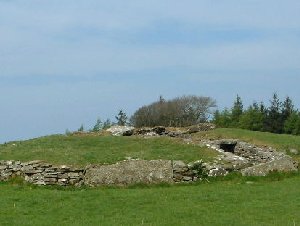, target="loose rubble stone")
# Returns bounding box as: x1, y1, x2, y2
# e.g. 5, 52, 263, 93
207, 166, 228, 177
201, 139, 298, 176
186, 123, 216, 133
172, 160, 207, 182
152, 126, 166, 135
173, 160, 188, 172
290, 149, 299, 155
133, 127, 166, 136
129, 123, 215, 138
0, 165, 7, 170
